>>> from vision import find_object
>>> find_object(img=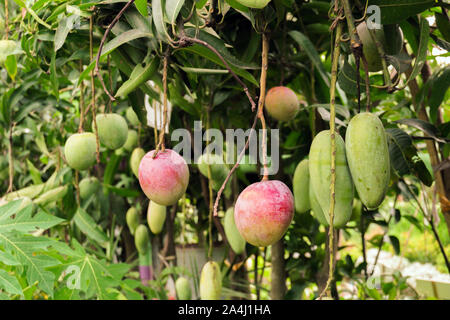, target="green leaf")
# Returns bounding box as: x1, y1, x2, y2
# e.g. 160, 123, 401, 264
103, 185, 141, 197
0, 270, 22, 296
4, 55, 17, 81
166, 0, 185, 25
73, 208, 109, 247
396, 118, 445, 143
368, 0, 436, 24
427, 68, 450, 123
152, 0, 169, 41
385, 128, 414, 176
134, 0, 148, 16
54, 15, 78, 52
388, 235, 400, 255
103, 153, 122, 188
27, 159, 43, 185
0, 205, 64, 234
436, 12, 450, 42
288, 30, 329, 87
50, 51, 59, 100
